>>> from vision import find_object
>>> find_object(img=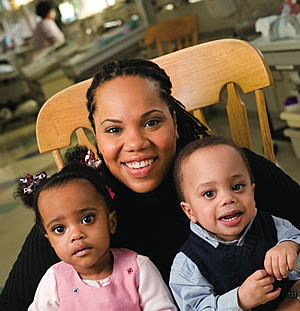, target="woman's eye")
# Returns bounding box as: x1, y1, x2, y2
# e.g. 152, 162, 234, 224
82, 214, 95, 225
203, 191, 215, 198
145, 119, 160, 127
106, 127, 121, 134
53, 226, 65, 234
232, 184, 244, 191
